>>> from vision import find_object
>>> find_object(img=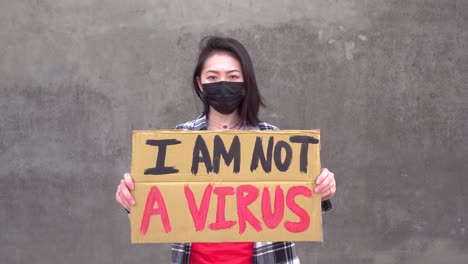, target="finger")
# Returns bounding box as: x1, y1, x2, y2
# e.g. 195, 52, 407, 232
115, 185, 122, 203
329, 184, 336, 198
321, 189, 332, 201
316, 177, 333, 194
115, 184, 121, 199
316, 168, 329, 185
120, 179, 136, 205
116, 185, 130, 210
124, 173, 135, 191
322, 184, 336, 201
315, 172, 333, 193
118, 191, 131, 210
115, 187, 122, 204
